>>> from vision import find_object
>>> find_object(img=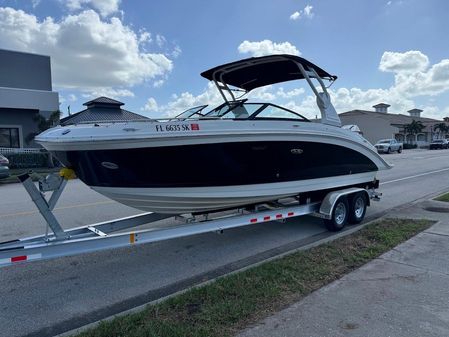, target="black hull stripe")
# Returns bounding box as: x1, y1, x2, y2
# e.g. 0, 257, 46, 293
53, 141, 377, 188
